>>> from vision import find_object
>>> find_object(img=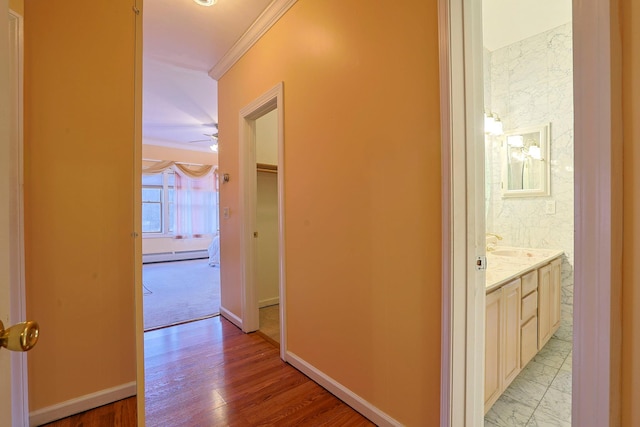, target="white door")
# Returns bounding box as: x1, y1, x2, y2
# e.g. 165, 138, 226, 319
2, 6, 33, 426
1, 1, 15, 425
